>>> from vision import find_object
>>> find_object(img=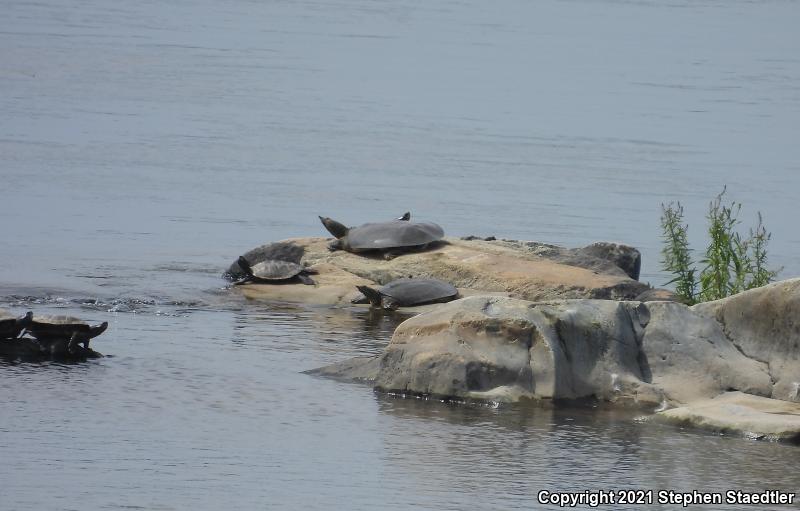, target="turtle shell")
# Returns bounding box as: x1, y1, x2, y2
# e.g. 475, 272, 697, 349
378, 278, 458, 306
226, 241, 305, 280
346, 221, 444, 251
249, 259, 305, 281
27, 315, 98, 340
